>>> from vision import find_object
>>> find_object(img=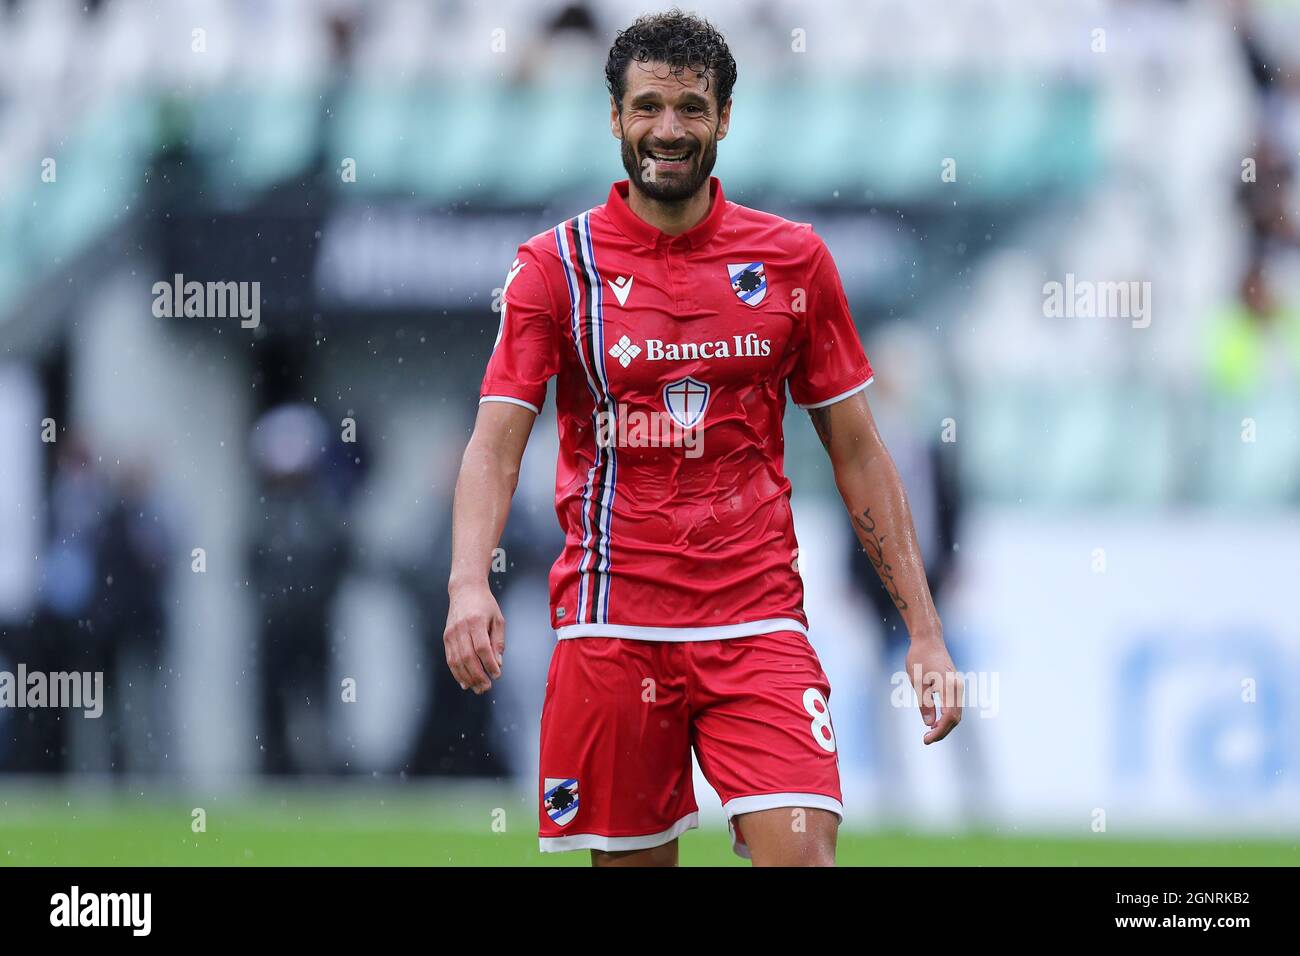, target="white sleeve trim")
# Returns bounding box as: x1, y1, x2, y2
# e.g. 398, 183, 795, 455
479, 395, 540, 414
795, 376, 874, 410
